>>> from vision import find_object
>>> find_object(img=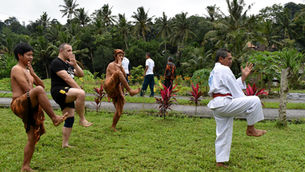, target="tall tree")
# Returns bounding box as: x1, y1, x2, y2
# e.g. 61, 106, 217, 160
171, 12, 195, 50
277, 49, 304, 127
59, 0, 79, 20
92, 4, 116, 28
116, 14, 131, 49
75, 8, 90, 27
156, 12, 171, 52
132, 7, 153, 41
